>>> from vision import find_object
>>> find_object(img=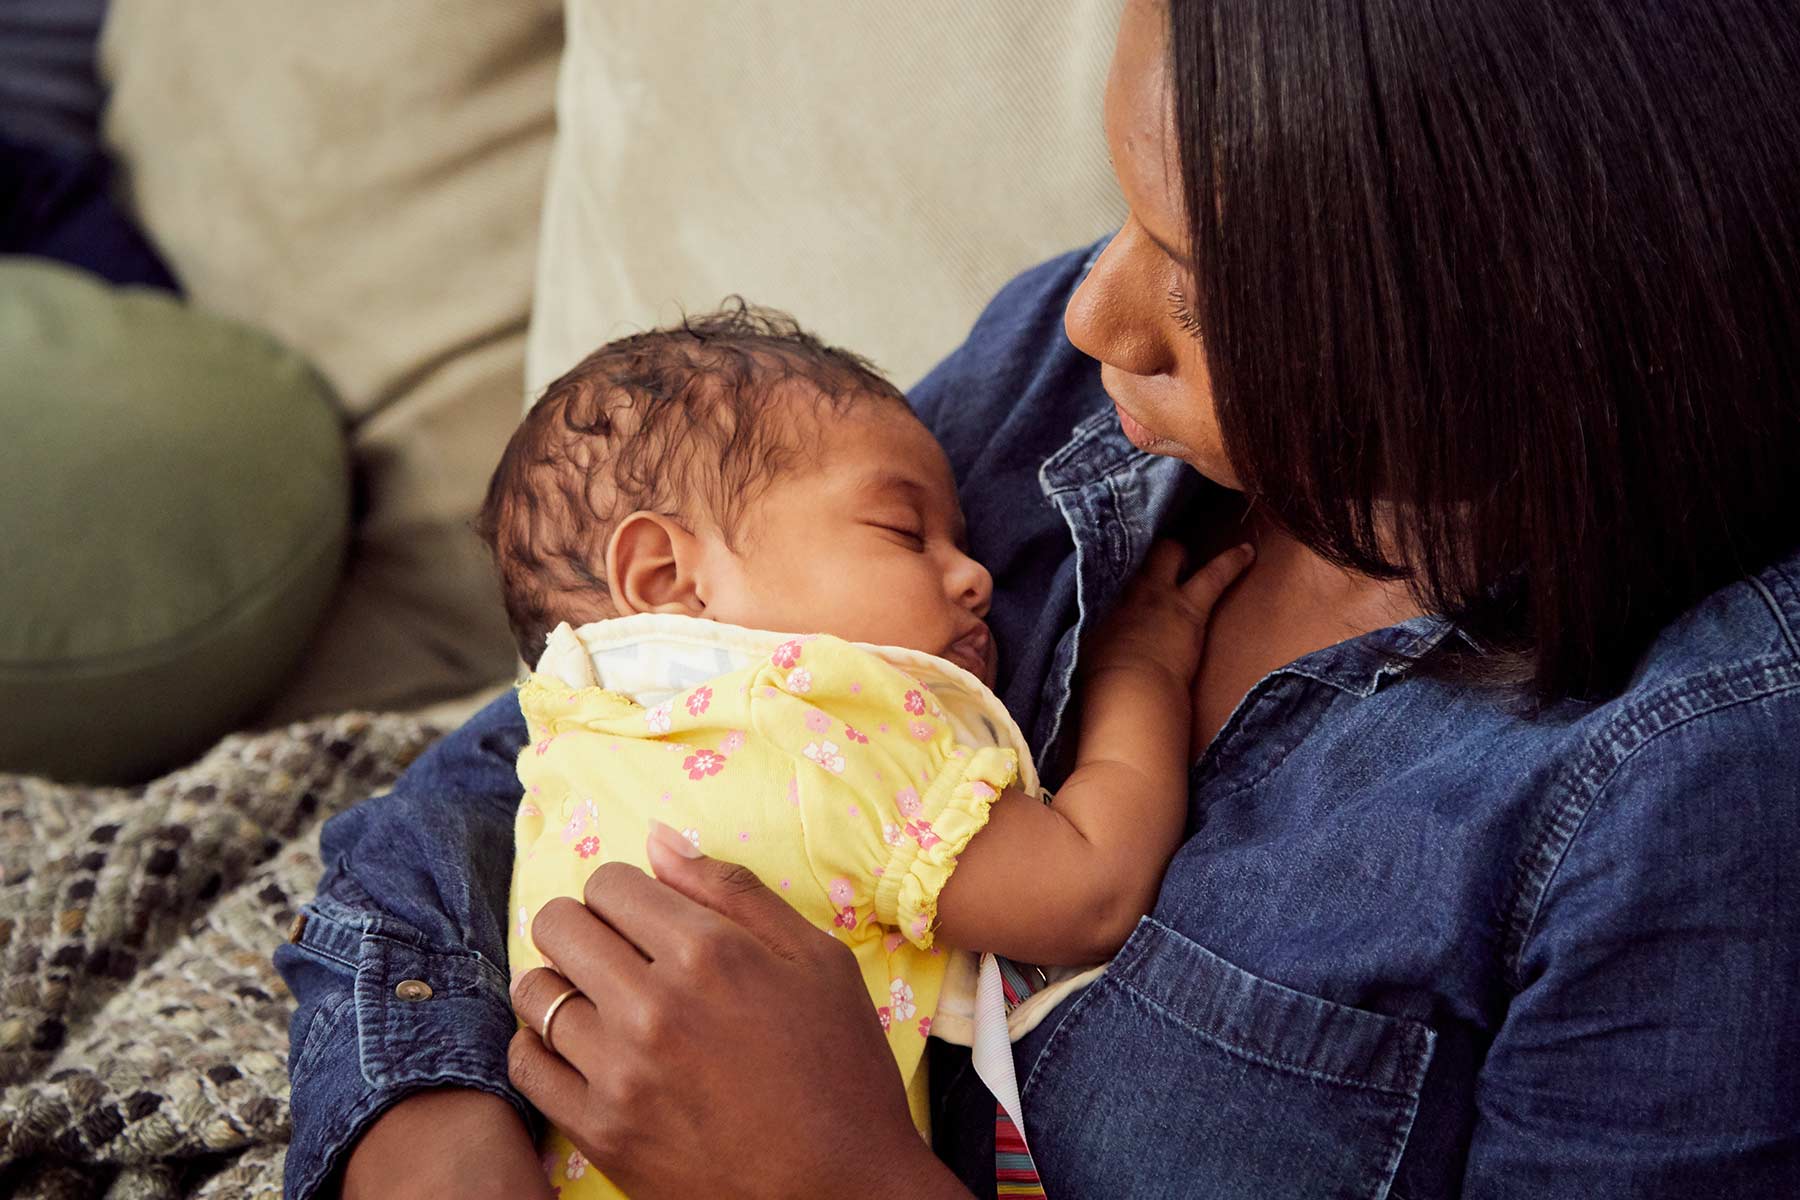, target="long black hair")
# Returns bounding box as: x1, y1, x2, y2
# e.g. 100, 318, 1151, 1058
1168, 0, 1800, 699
